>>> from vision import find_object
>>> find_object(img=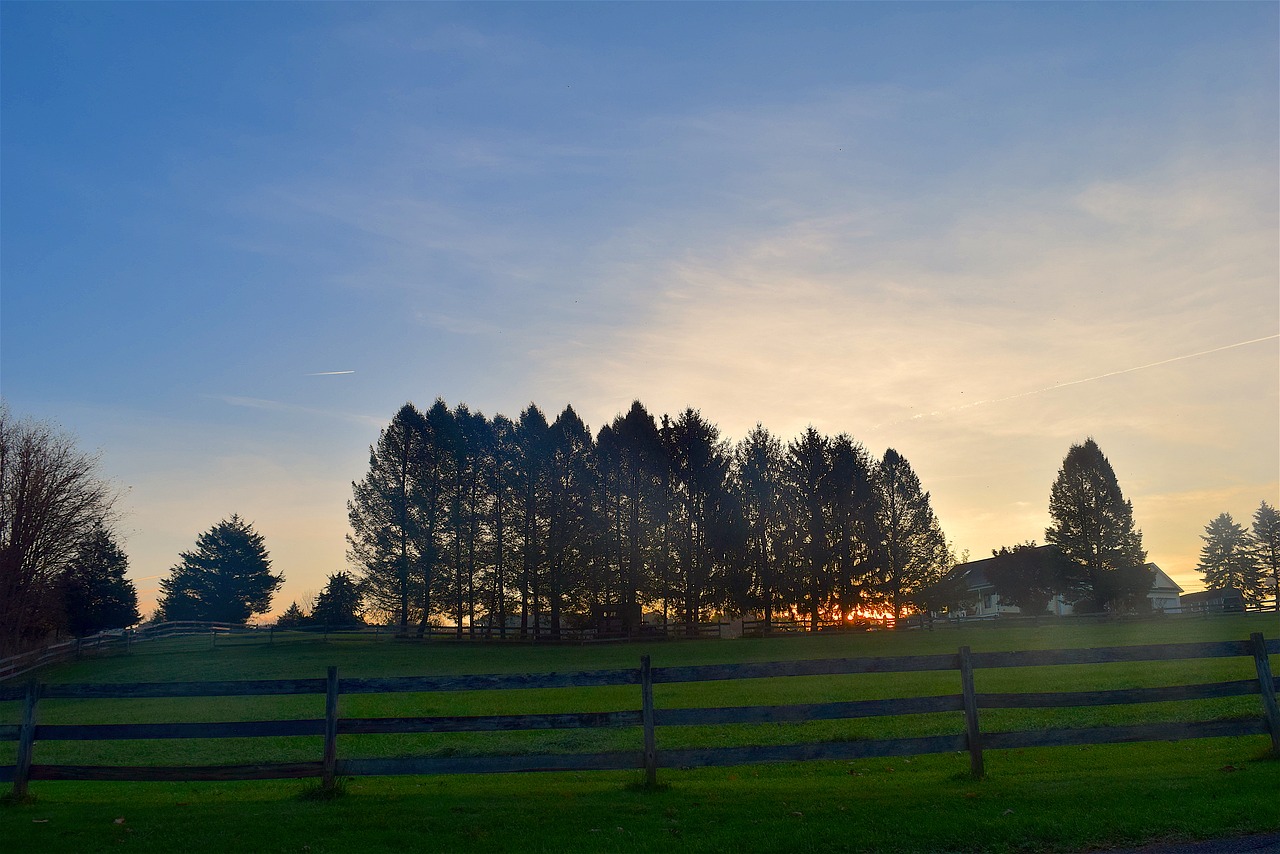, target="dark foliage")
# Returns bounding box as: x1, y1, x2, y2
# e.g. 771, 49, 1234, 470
157, 515, 282, 624
62, 523, 140, 636
347, 398, 957, 633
